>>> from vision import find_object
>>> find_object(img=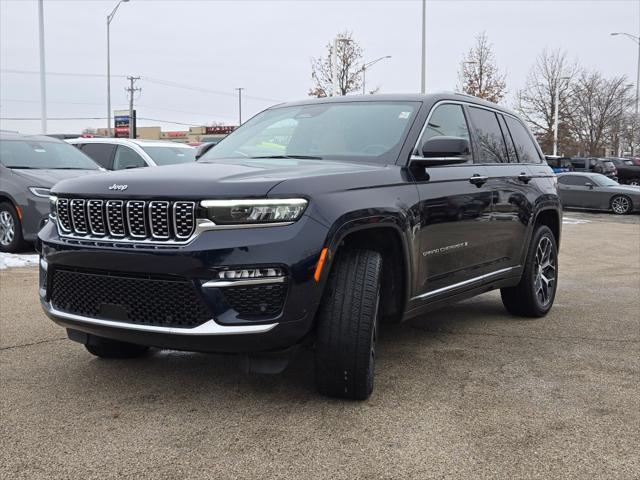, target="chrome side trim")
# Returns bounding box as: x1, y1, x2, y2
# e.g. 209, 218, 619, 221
46, 304, 278, 336
203, 276, 287, 288
412, 266, 516, 301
